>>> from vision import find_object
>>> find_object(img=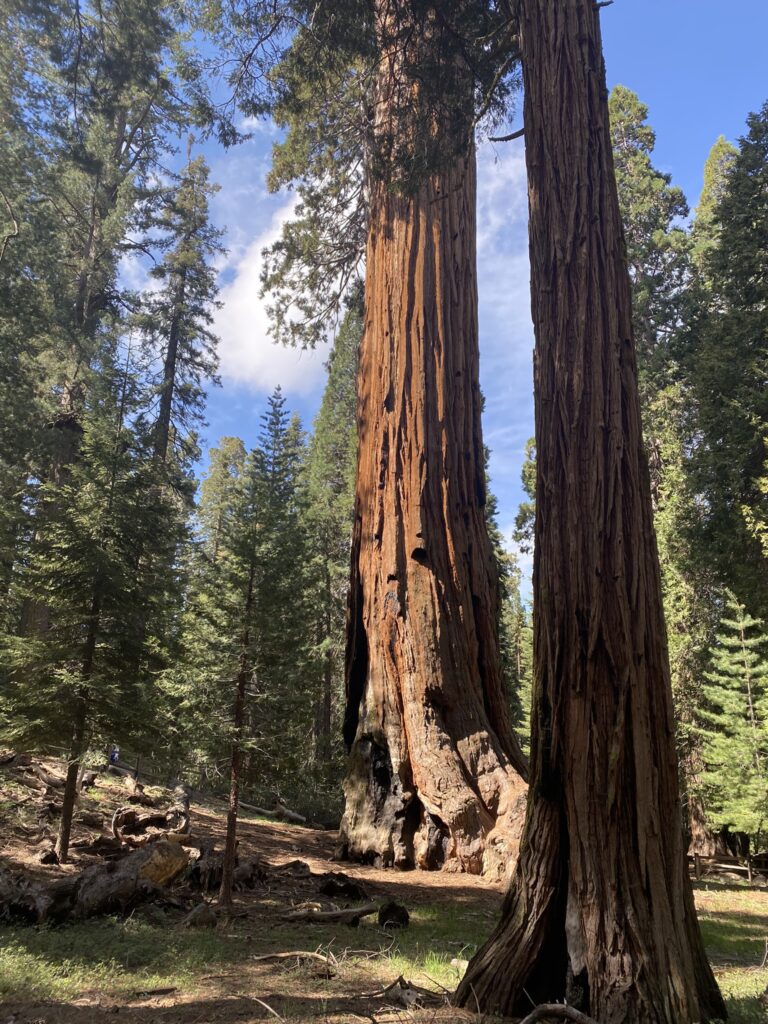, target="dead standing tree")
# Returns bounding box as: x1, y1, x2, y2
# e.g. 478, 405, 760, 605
456, 1, 726, 1020
339, 1, 528, 877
